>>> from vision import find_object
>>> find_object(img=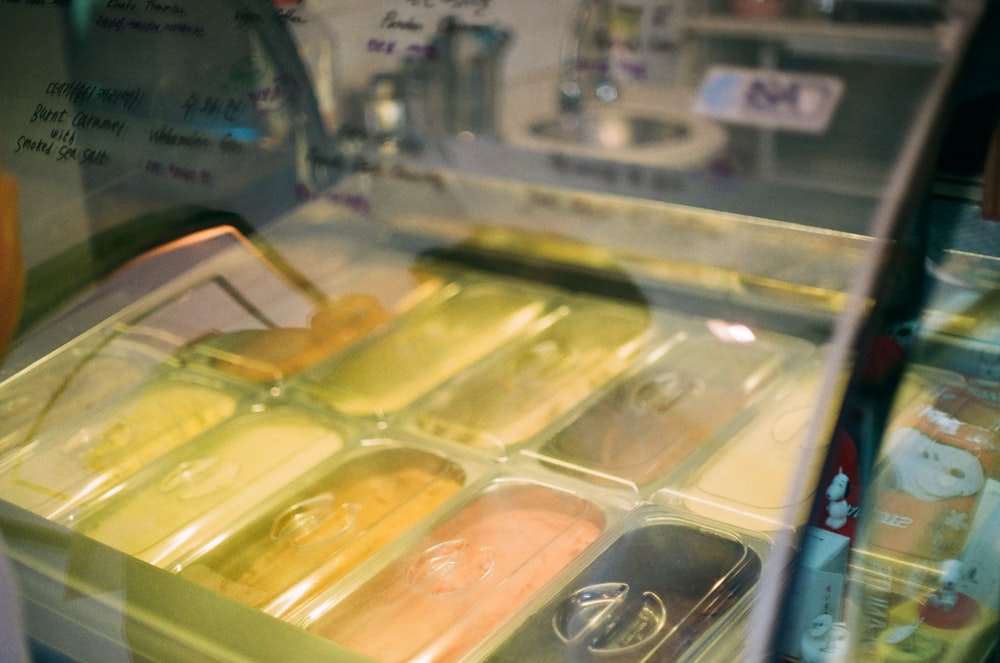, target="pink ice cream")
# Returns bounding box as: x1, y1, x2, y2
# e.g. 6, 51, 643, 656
308, 481, 605, 662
